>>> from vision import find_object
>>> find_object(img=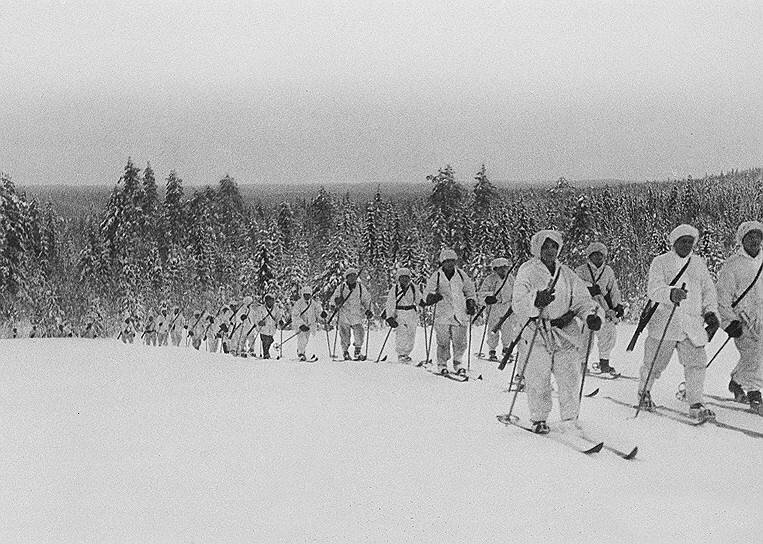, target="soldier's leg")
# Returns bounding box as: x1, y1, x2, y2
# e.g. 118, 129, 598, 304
553, 349, 583, 421
597, 320, 617, 360
297, 331, 310, 356
499, 317, 515, 357
731, 333, 763, 392
486, 309, 500, 352
434, 324, 452, 370
524, 345, 553, 423
339, 322, 352, 353
352, 323, 365, 349
397, 310, 417, 357
638, 337, 677, 393
451, 325, 468, 370
261, 334, 274, 358
677, 339, 708, 406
